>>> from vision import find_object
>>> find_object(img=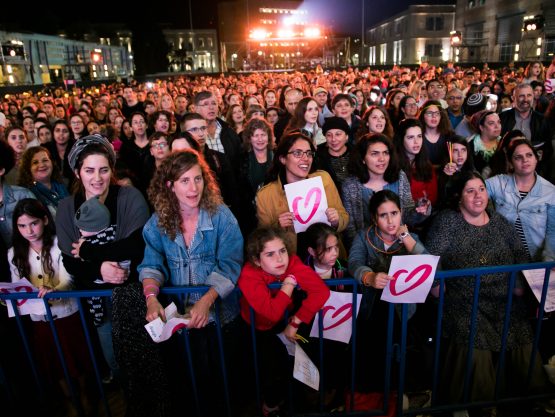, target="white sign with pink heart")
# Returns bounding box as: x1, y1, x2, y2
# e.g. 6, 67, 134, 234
0, 278, 46, 317
309, 291, 363, 344
284, 176, 330, 233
